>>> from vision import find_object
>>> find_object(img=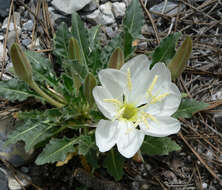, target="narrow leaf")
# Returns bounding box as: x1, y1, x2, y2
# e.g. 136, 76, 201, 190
173, 98, 209, 118
10, 43, 33, 84
141, 136, 181, 156
123, 28, 135, 59
168, 36, 192, 80
68, 37, 81, 62
35, 137, 78, 165
108, 48, 124, 69
123, 0, 144, 38
83, 73, 96, 106
151, 33, 181, 68
103, 149, 125, 181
